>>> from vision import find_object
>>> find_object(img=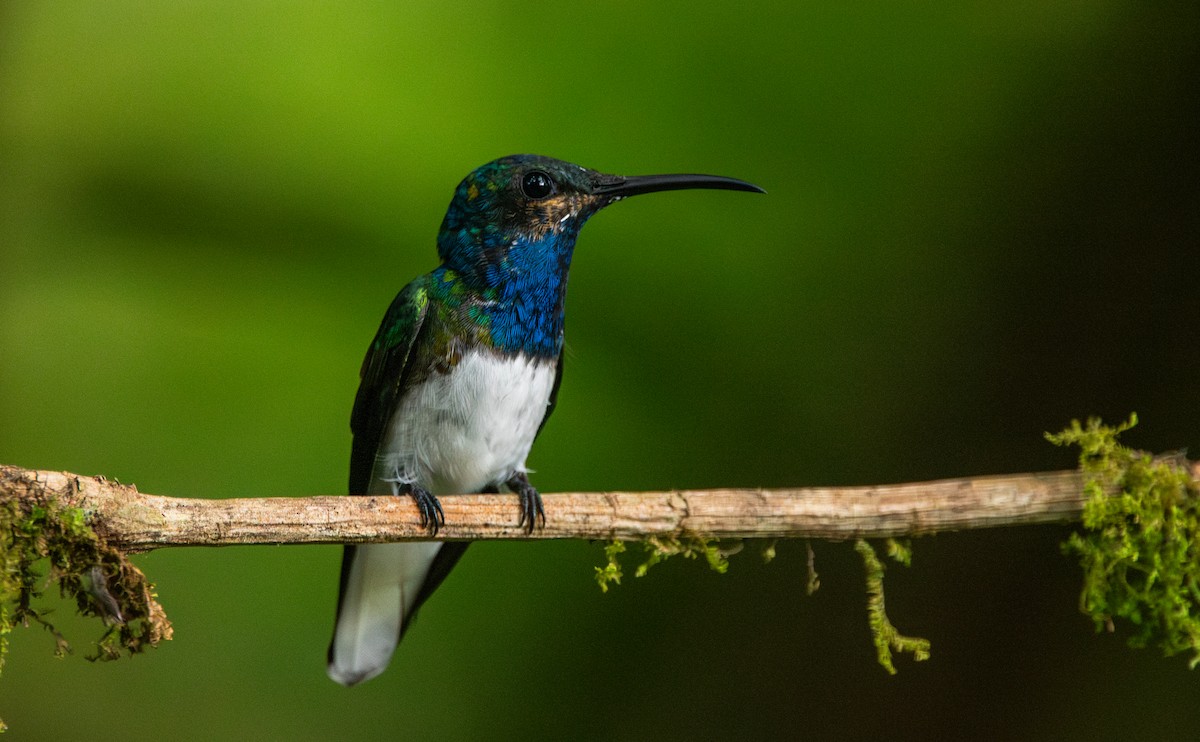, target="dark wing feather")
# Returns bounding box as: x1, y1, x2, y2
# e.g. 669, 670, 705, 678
331, 278, 431, 653
536, 351, 565, 437
348, 278, 430, 495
